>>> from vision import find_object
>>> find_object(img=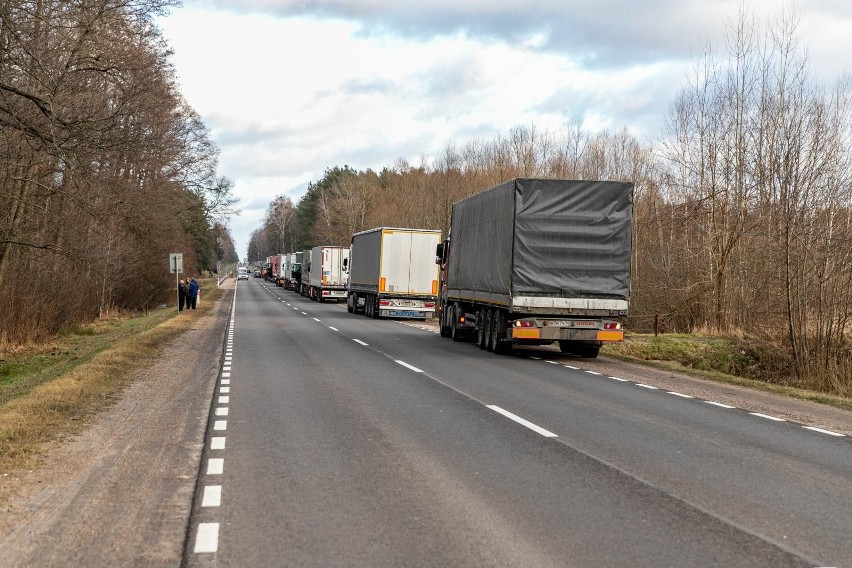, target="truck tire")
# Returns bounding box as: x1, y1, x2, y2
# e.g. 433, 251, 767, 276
369, 295, 379, 319
347, 295, 354, 313
490, 310, 511, 354
484, 309, 494, 352
451, 304, 464, 342
439, 305, 452, 337
477, 308, 488, 350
